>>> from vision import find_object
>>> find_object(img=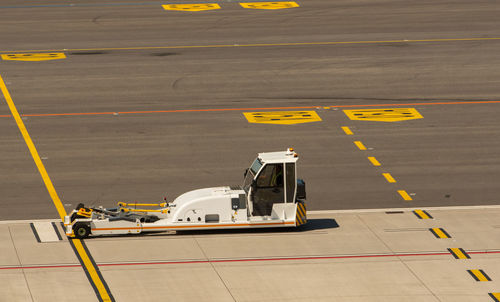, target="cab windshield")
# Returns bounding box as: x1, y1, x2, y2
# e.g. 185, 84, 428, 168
243, 158, 262, 192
